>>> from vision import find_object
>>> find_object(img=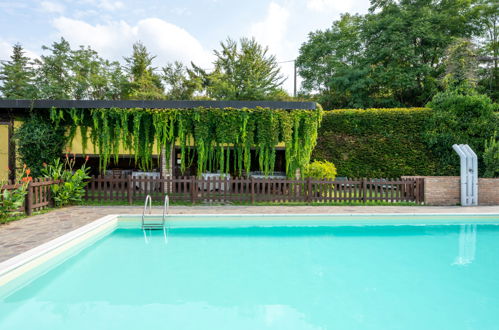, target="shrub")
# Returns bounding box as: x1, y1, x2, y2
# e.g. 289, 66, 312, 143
14, 114, 68, 177
42, 155, 90, 207
304, 160, 337, 180
0, 166, 32, 220
425, 91, 498, 175
483, 132, 499, 178
312, 108, 441, 177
